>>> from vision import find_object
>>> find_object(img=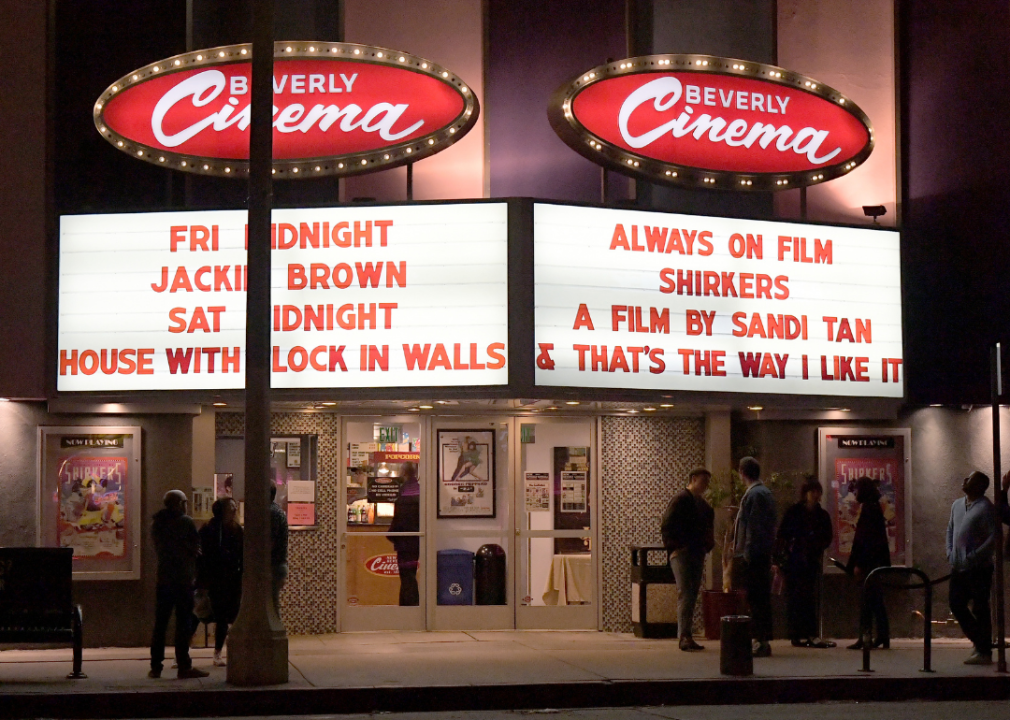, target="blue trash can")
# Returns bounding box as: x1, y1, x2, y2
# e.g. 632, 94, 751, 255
437, 549, 474, 605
